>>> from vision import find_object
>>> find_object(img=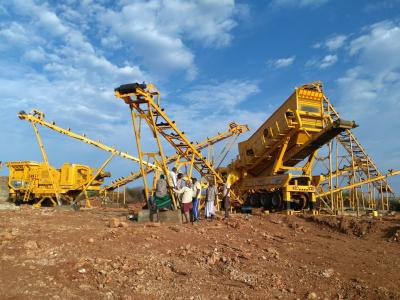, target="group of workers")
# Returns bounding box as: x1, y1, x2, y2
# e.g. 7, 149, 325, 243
153, 167, 231, 223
